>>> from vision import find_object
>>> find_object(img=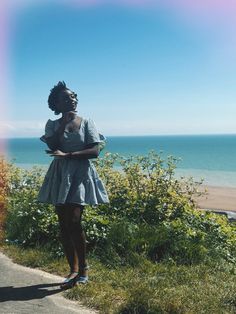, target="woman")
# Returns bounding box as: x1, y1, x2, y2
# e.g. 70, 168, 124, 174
38, 81, 109, 289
